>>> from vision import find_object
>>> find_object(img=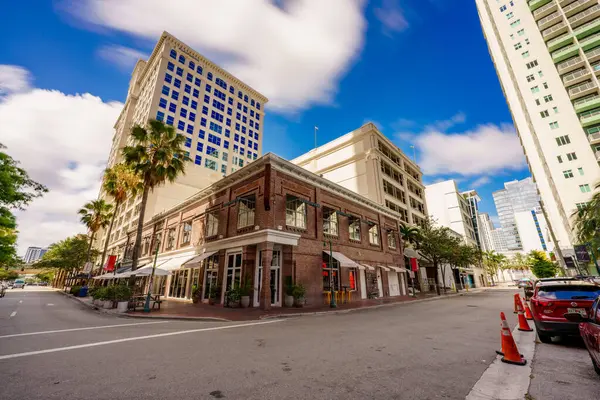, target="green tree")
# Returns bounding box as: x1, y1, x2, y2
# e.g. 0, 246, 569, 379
448, 243, 479, 290
0, 208, 18, 269
399, 223, 420, 247
483, 251, 507, 285
122, 119, 190, 270
78, 200, 113, 270
0, 269, 19, 280
36, 234, 96, 271
99, 163, 142, 269
414, 218, 459, 294
35, 270, 54, 283
528, 250, 557, 278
